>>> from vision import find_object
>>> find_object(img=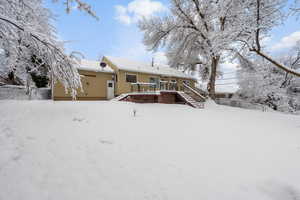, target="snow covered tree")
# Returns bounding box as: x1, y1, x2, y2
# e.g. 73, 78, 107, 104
232, 0, 300, 112
53, 0, 99, 20
291, 0, 300, 15
236, 0, 300, 77
139, 0, 300, 101
0, 0, 82, 96
138, 0, 264, 99
236, 48, 300, 112
0, 0, 98, 97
